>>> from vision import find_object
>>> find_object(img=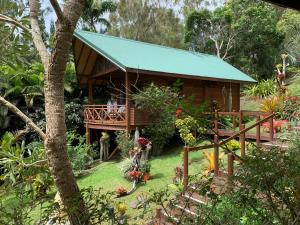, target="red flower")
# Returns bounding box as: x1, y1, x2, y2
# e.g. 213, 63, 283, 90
128, 170, 142, 179
138, 137, 149, 147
